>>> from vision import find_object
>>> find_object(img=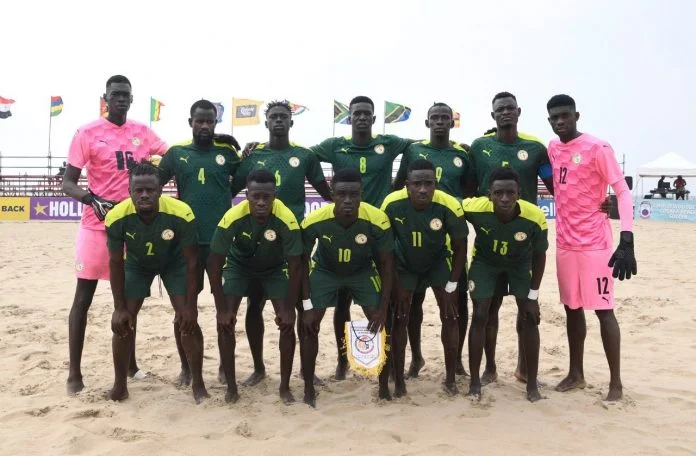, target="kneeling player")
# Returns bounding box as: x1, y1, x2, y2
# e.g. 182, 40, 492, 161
105, 161, 207, 403
207, 169, 302, 404
300, 168, 395, 407
464, 167, 548, 402
381, 160, 468, 397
